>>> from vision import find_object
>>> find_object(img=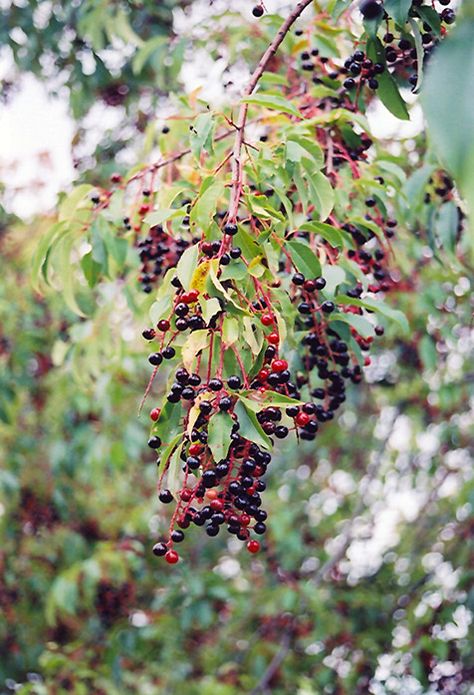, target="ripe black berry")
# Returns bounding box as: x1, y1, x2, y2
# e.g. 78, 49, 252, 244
359, 0, 383, 19
148, 436, 162, 449
152, 542, 167, 556
227, 375, 242, 390
148, 352, 163, 366
224, 222, 238, 235
159, 489, 173, 503
252, 4, 264, 17
162, 347, 175, 359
